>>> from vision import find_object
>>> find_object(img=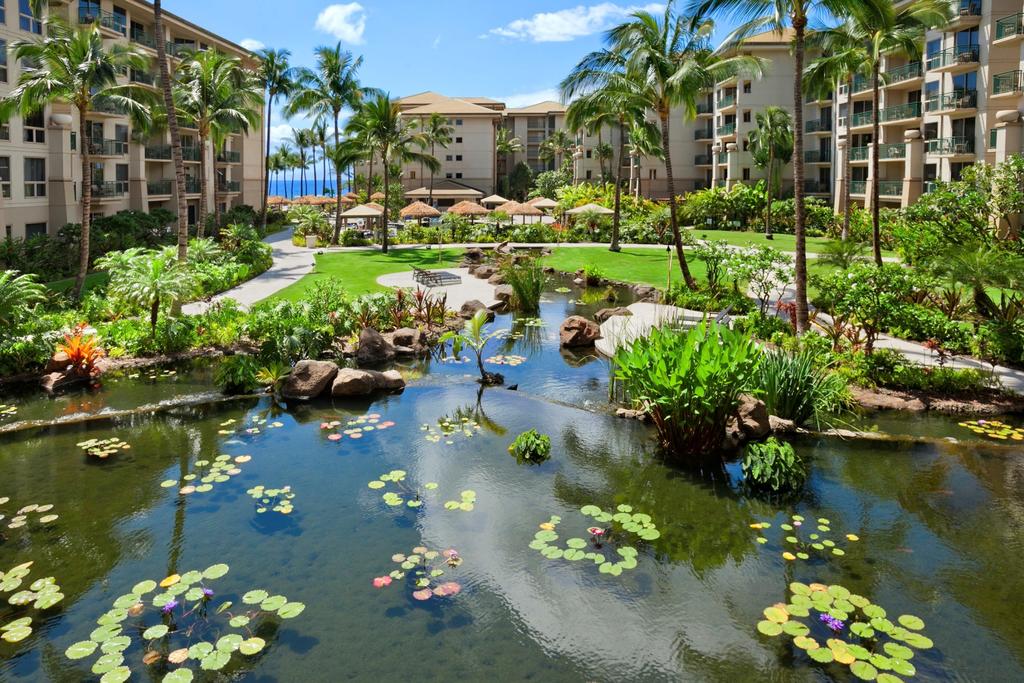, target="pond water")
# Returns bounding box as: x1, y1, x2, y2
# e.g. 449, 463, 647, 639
2, 284, 1024, 682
